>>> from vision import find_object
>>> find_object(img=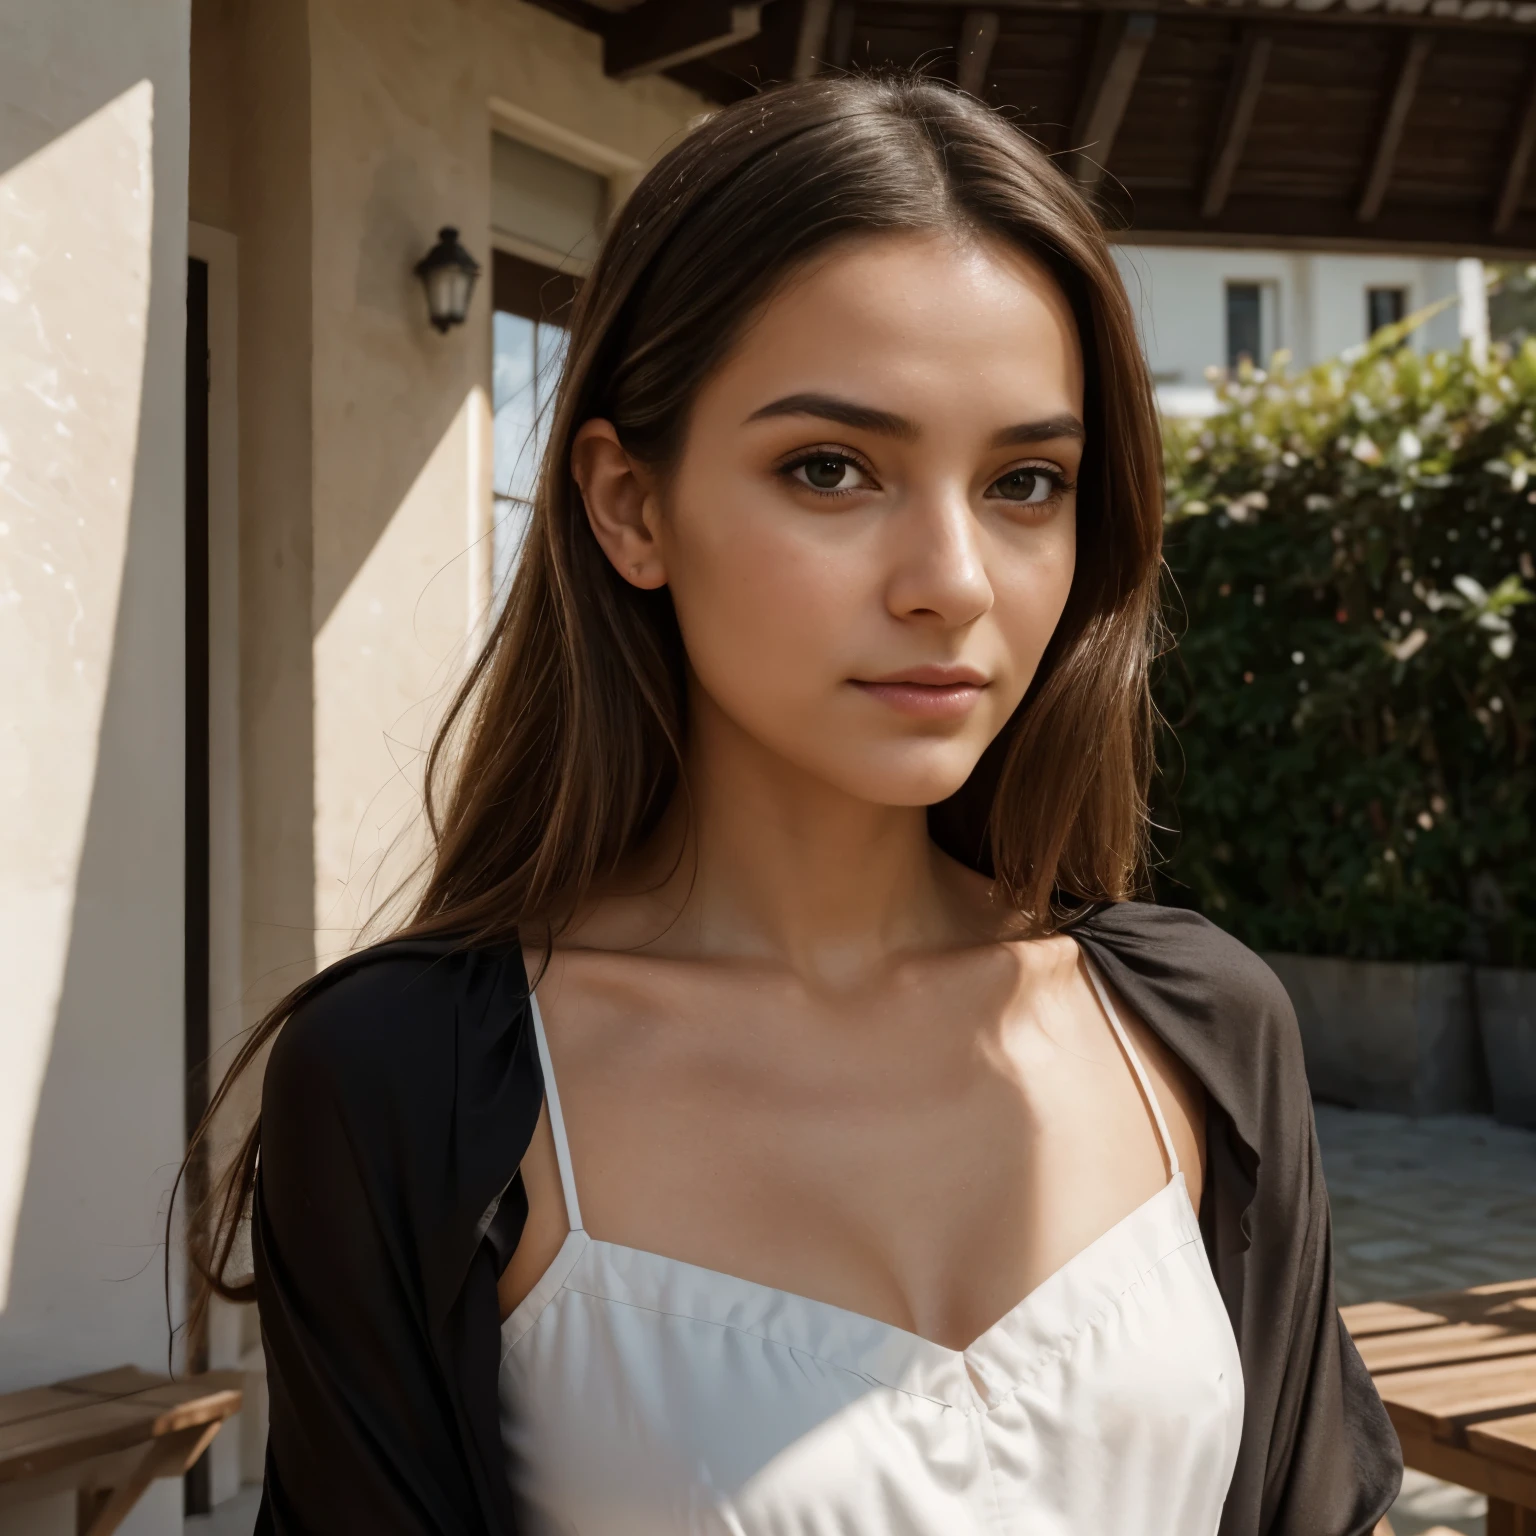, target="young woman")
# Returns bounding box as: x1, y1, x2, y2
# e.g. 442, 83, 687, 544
201, 74, 1400, 1536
